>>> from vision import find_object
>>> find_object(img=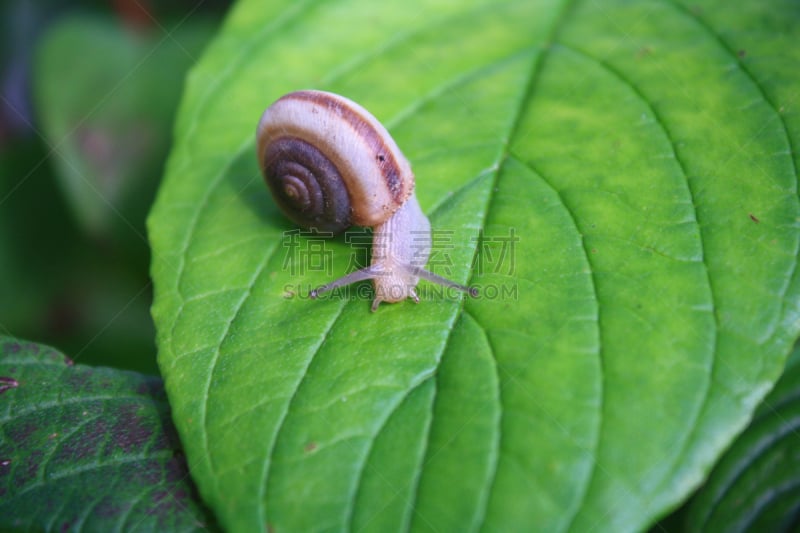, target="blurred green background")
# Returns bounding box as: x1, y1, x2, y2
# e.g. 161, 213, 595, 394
0, 0, 230, 374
